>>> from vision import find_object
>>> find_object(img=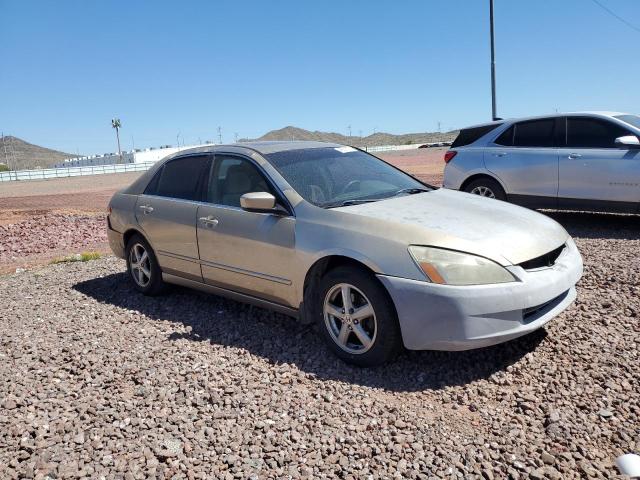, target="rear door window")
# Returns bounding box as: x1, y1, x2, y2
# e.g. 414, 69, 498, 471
567, 117, 631, 148
451, 123, 503, 148
494, 126, 514, 146
512, 119, 555, 147
154, 155, 210, 201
